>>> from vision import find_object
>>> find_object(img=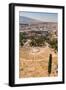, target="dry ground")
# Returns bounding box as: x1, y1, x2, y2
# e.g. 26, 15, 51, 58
19, 46, 58, 78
